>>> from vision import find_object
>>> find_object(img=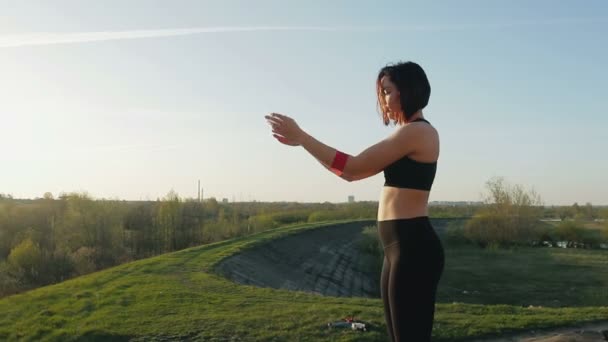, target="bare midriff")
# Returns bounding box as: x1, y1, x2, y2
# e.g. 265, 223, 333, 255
377, 186, 430, 221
